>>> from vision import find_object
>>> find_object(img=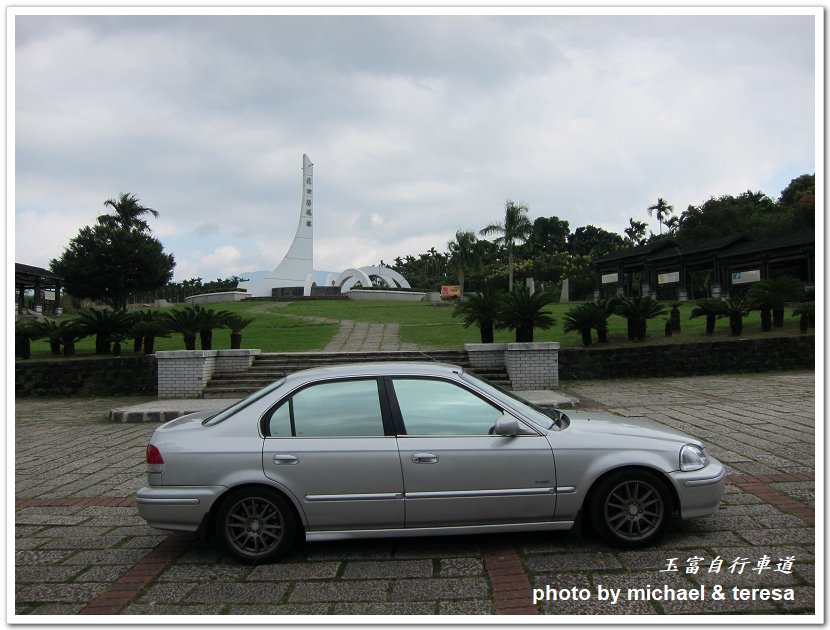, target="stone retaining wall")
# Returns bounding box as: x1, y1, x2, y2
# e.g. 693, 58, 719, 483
558, 336, 815, 380
15, 356, 157, 397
